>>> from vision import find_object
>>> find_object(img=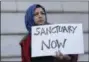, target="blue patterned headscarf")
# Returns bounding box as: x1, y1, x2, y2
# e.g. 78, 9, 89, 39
25, 4, 48, 34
